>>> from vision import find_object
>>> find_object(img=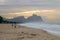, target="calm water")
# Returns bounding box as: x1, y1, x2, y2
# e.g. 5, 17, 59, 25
19, 22, 60, 36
